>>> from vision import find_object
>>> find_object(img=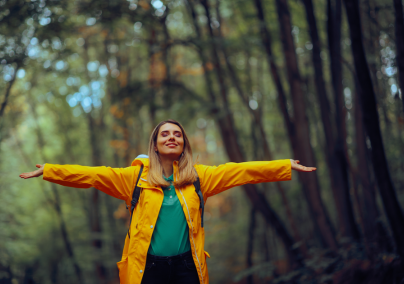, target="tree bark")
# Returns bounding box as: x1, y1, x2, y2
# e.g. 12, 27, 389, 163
343, 0, 404, 257
323, 0, 361, 241
254, 0, 338, 250
394, 0, 404, 111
